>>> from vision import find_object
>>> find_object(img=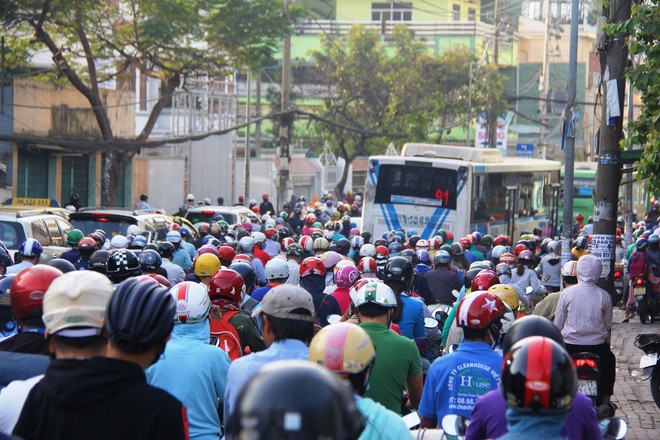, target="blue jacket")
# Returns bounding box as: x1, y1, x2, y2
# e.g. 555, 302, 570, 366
147, 320, 231, 439
398, 294, 425, 340
498, 409, 569, 440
